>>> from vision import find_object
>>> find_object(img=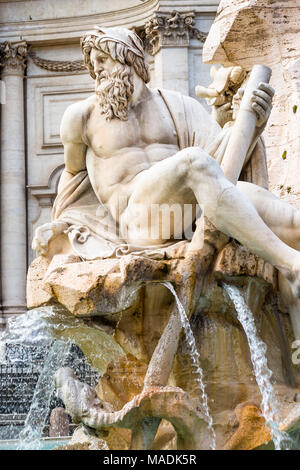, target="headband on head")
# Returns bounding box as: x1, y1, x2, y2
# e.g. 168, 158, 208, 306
90, 26, 145, 59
